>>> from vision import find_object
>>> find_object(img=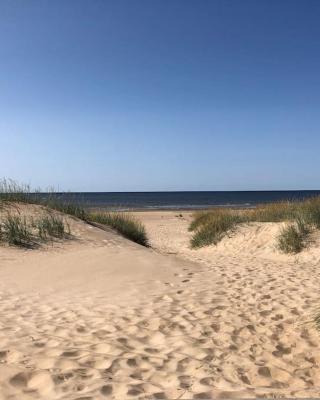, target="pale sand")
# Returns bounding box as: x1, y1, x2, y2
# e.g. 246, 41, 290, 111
1, 207, 320, 399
